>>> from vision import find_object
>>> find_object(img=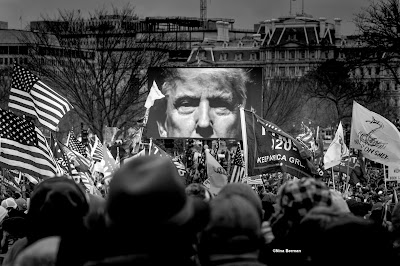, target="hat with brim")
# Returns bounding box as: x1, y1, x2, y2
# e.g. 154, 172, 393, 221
106, 156, 209, 230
